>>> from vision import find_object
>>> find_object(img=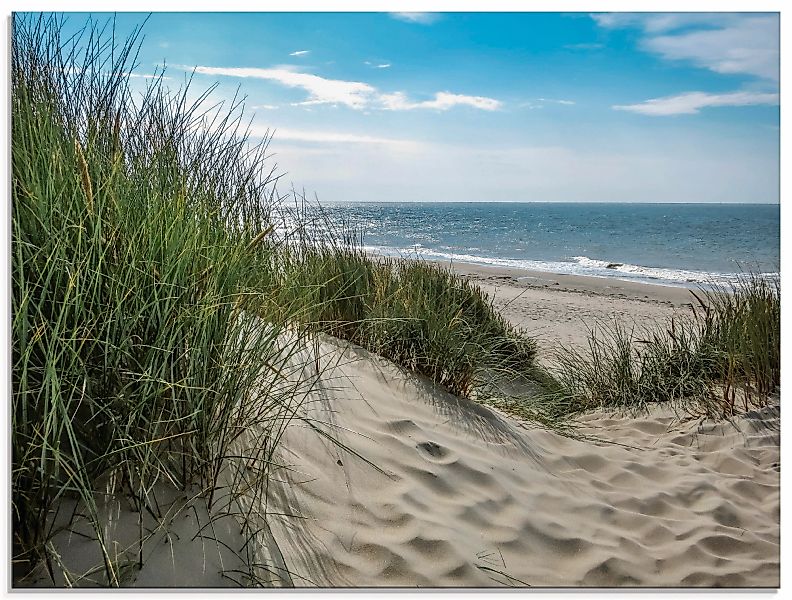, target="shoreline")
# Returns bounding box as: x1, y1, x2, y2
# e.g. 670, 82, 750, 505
445, 260, 697, 359
358, 243, 774, 290
361, 249, 704, 304
444, 260, 697, 306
